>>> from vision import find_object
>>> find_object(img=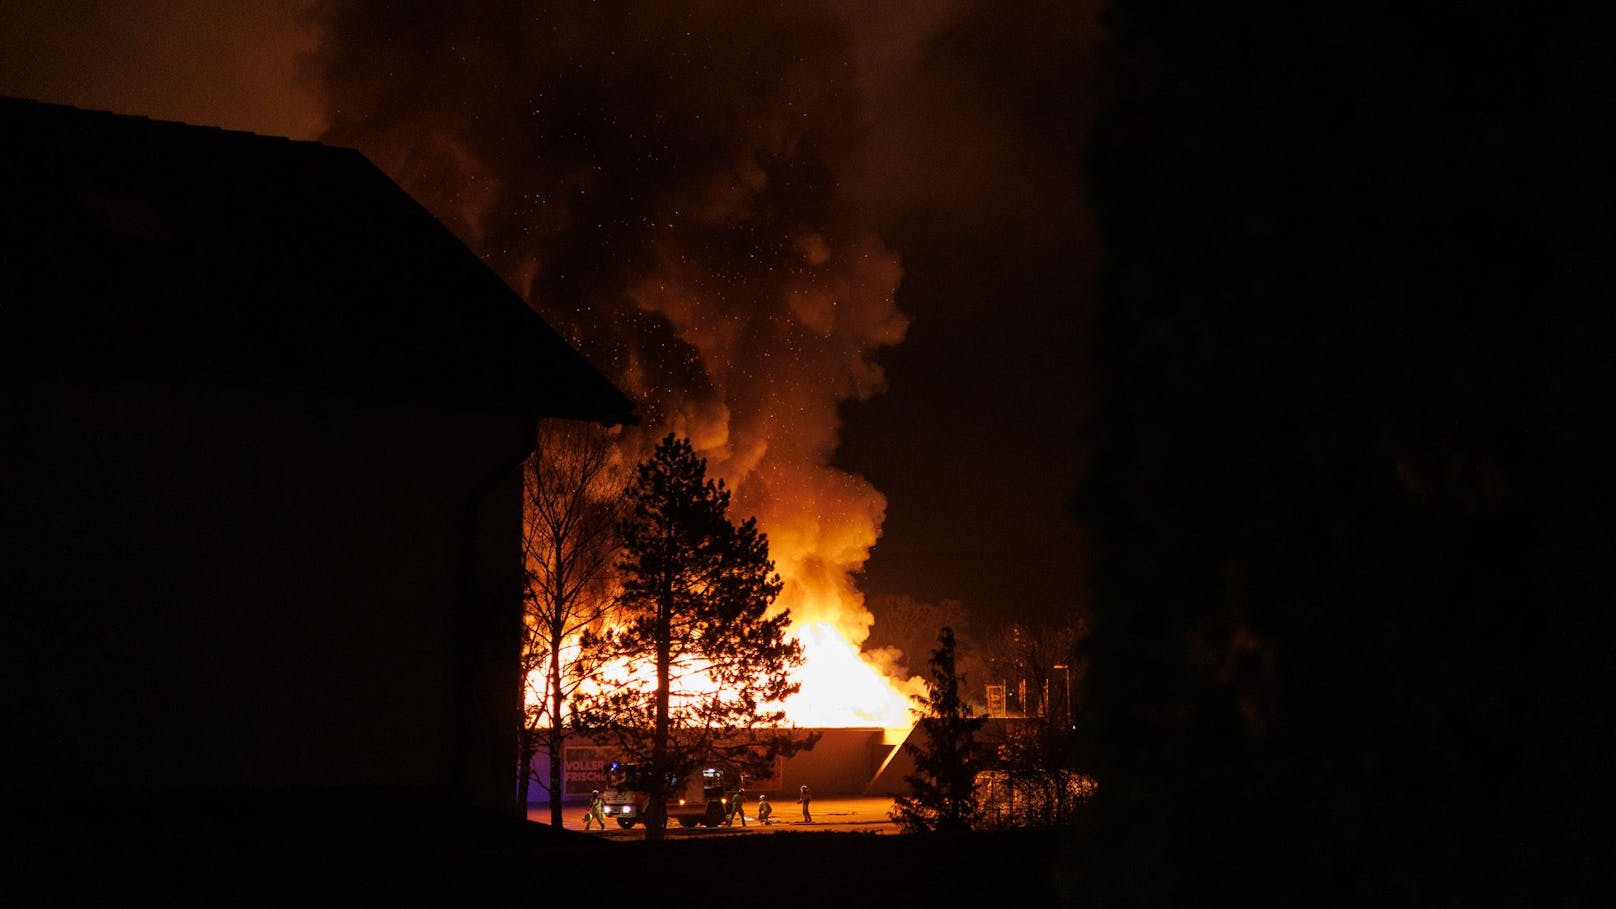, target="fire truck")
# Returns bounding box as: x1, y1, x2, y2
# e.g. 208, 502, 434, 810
599, 760, 742, 829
